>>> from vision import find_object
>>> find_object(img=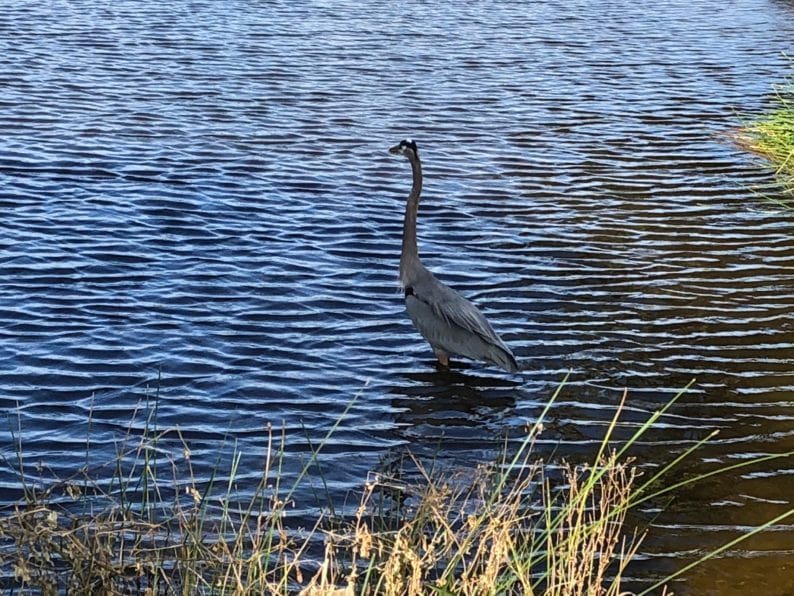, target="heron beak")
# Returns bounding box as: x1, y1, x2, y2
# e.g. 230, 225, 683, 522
388, 143, 403, 155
